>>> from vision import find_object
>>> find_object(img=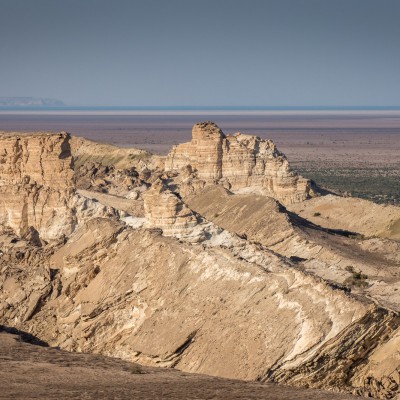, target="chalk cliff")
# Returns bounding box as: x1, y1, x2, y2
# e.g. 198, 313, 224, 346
0, 132, 76, 241
0, 132, 123, 242
165, 122, 311, 204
